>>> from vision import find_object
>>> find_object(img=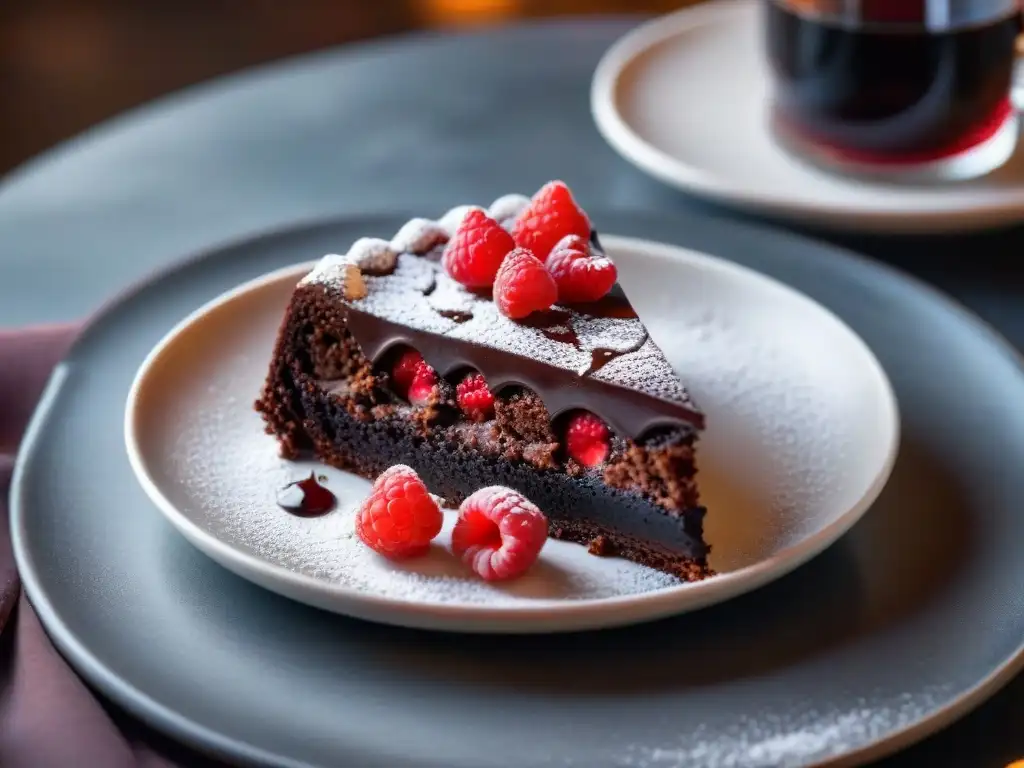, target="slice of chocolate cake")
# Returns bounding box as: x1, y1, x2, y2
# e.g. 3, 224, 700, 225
256, 186, 711, 581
